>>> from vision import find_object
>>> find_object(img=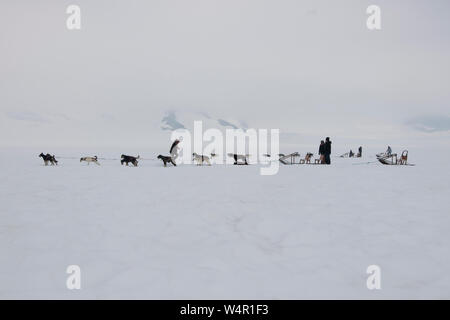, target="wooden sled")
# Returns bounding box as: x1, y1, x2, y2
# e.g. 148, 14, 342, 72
279, 153, 320, 165
376, 150, 414, 166
279, 152, 300, 165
